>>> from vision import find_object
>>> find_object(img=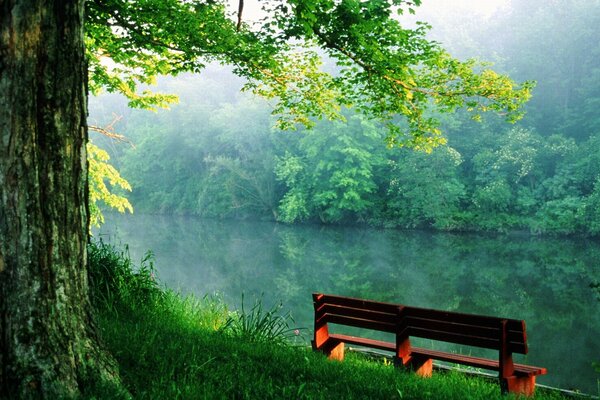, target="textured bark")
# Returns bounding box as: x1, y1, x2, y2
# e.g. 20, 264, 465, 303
0, 1, 123, 398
